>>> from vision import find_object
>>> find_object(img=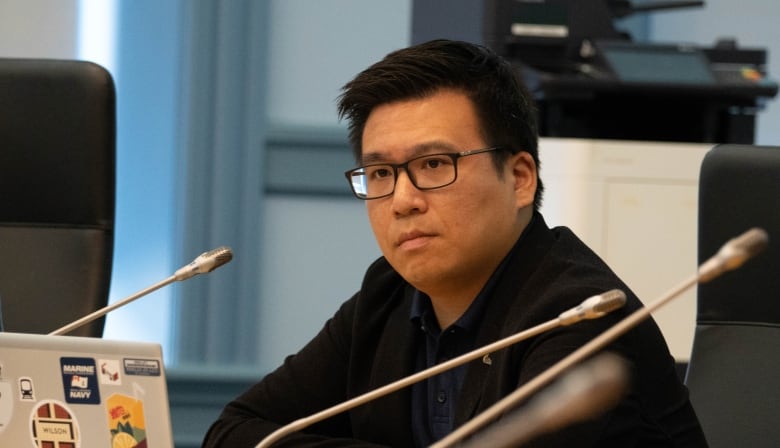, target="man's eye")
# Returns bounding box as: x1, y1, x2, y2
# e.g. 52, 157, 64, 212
422, 157, 449, 169
370, 168, 393, 179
